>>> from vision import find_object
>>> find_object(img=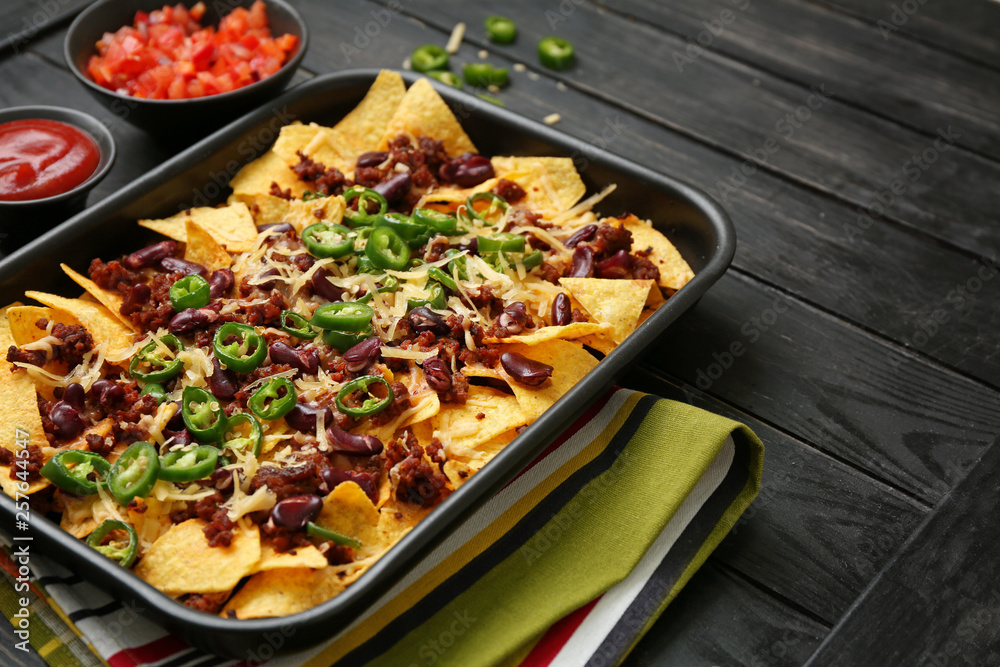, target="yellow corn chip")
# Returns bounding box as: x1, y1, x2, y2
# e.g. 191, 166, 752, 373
60, 264, 133, 331
284, 196, 346, 233
228, 192, 291, 225
229, 150, 305, 199
577, 332, 616, 356
333, 70, 407, 152
128, 496, 173, 554
558, 277, 653, 344
255, 543, 329, 572
486, 321, 611, 345
443, 460, 472, 489
184, 220, 232, 272
620, 215, 695, 291
135, 519, 261, 595
497, 340, 600, 421
6, 306, 79, 347
272, 122, 356, 176
491, 156, 587, 215
139, 203, 258, 253
316, 481, 382, 559
379, 78, 477, 157
24, 291, 134, 358
432, 385, 529, 455
223, 559, 374, 619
